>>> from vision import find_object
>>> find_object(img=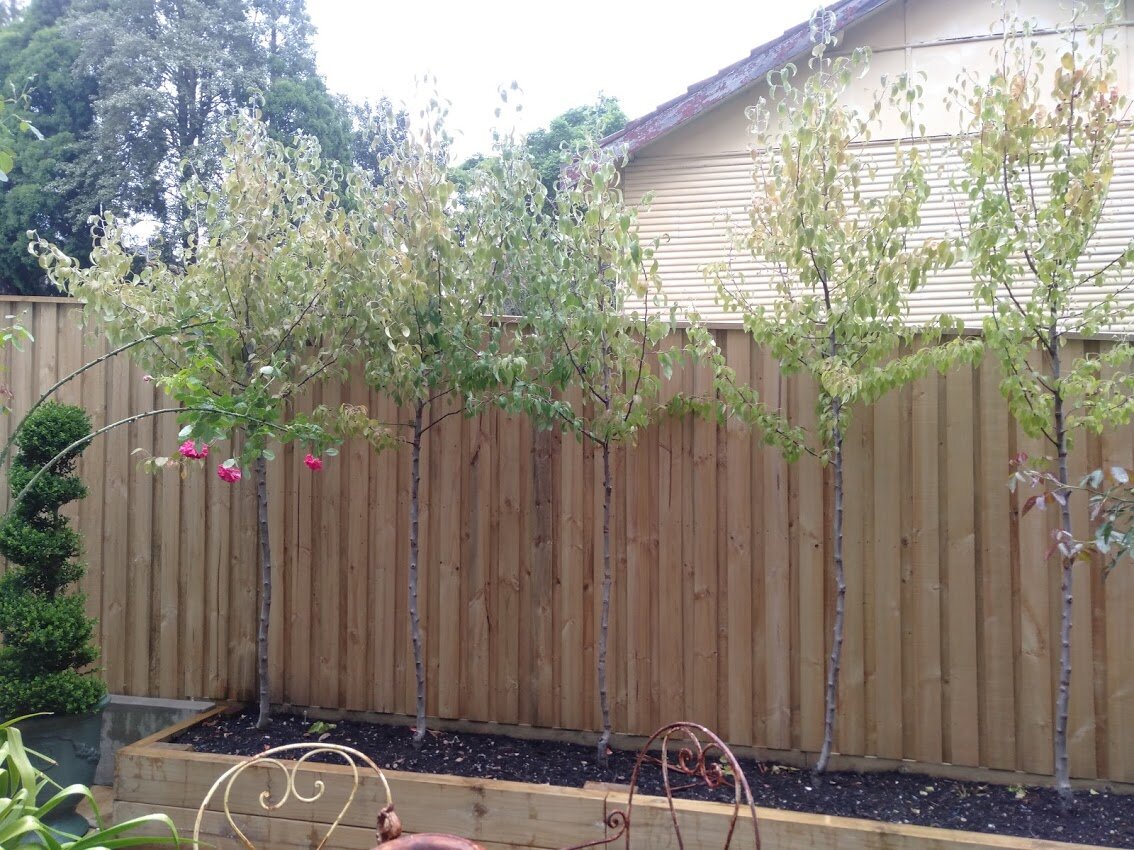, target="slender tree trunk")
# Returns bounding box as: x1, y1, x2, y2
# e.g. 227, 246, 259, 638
409, 402, 427, 746
815, 398, 845, 774
596, 439, 613, 766
254, 455, 273, 730
269, 22, 279, 85
1051, 342, 1074, 805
